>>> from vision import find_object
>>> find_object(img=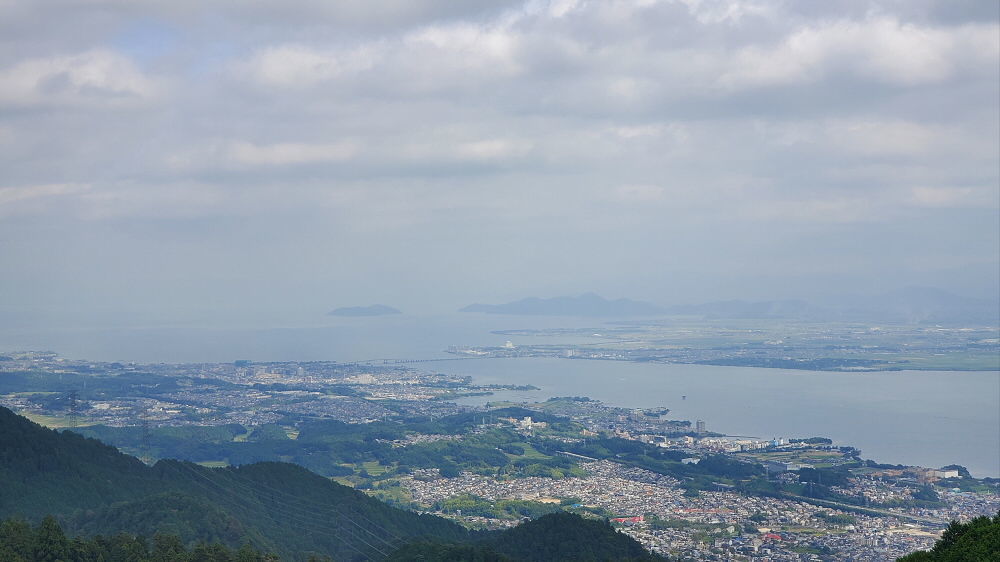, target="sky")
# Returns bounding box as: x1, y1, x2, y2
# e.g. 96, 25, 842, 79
0, 0, 998, 327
